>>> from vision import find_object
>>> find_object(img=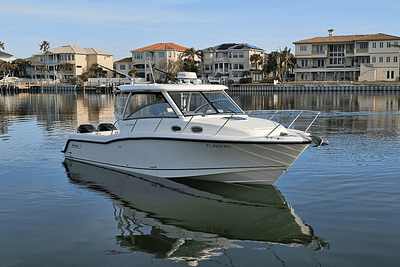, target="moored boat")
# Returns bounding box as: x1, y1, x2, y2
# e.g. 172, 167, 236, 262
62, 72, 327, 184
